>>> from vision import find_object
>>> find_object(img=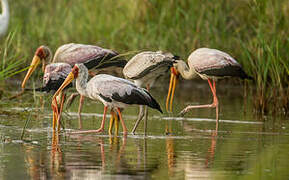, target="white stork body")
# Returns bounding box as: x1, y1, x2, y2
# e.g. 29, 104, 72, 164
0, 0, 9, 38
123, 51, 178, 134
53, 63, 162, 134
167, 48, 252, 132
52, 43, 121, 68
123, 51, 178, 87
177, 48, 250, 80
78, 74, 160, 110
